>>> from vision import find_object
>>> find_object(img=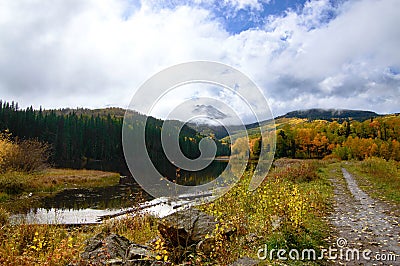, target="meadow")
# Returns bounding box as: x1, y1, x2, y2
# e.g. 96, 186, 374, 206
0, 159, 334, 265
